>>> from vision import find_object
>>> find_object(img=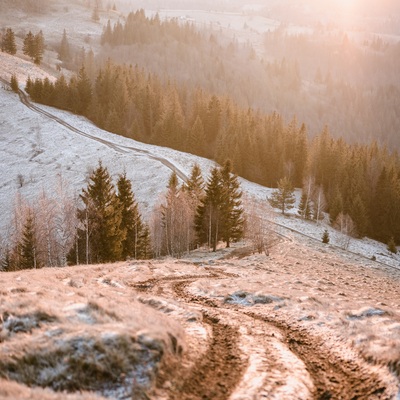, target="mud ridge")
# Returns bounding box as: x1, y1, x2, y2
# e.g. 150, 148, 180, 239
137, 275, 246, 399
168, 275, 391, 400
245, 311, 390, 400
169, 313, 245, 400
